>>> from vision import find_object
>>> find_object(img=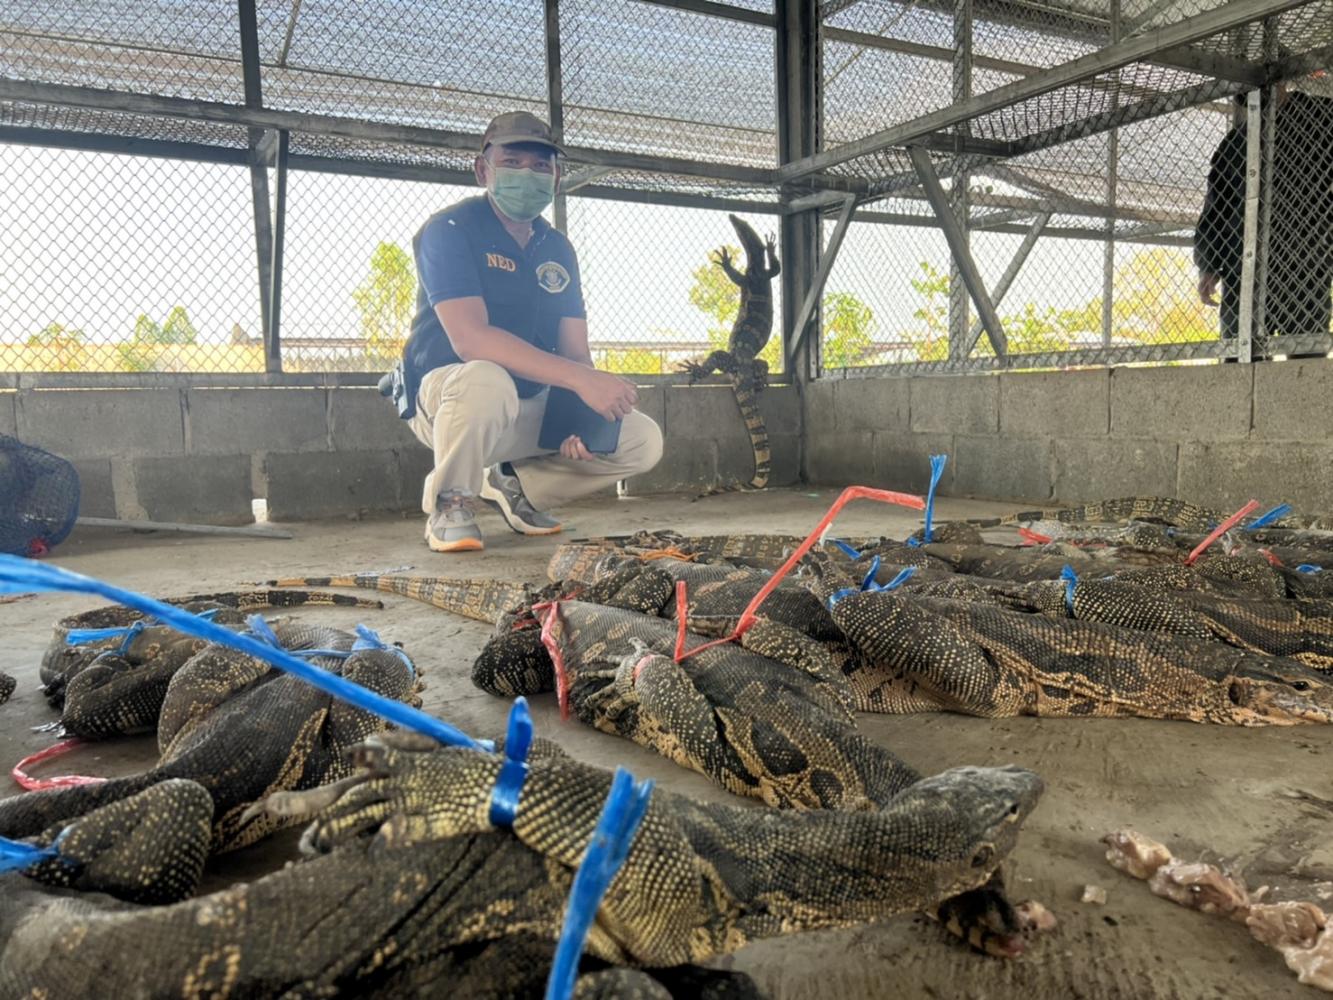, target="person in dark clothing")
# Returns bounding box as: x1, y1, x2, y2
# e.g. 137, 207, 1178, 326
1195, 80, 1333, 350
